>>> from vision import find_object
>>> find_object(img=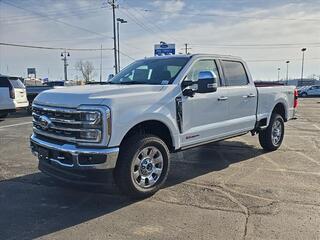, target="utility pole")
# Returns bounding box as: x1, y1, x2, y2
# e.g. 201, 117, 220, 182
184, 43, 191, 54
100, 44, 103, 83
117, 18, 127, 72
61, 50, 70, 82
300, 48, 307, 86
285, 61, 290, 85
108, 0, 118, 74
